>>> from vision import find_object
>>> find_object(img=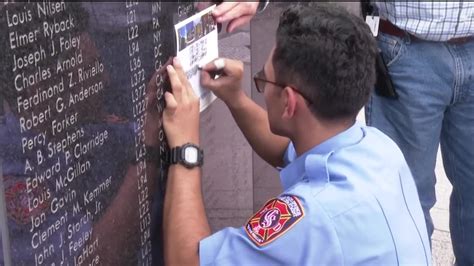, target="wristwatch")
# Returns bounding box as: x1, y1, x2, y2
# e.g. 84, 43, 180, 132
169, 143, 204, 169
